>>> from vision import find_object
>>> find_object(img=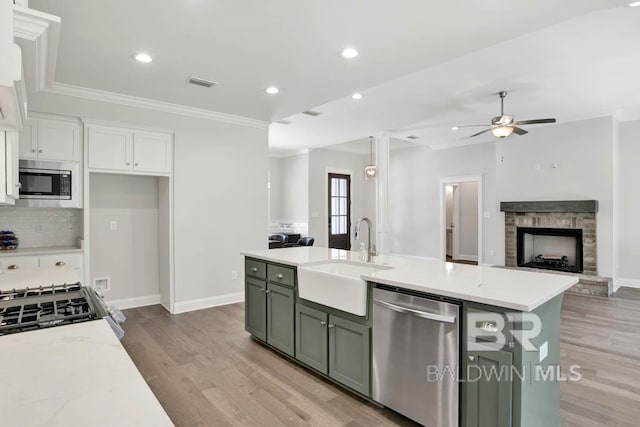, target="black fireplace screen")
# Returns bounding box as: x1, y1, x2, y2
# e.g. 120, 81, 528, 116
516, 227, 583, 273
